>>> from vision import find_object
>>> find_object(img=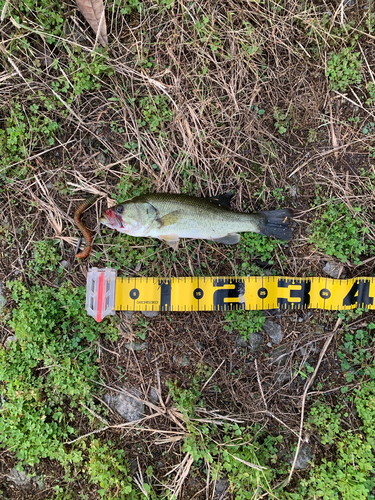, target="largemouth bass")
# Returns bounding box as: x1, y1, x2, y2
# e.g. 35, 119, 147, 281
100, 193, 293, 250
